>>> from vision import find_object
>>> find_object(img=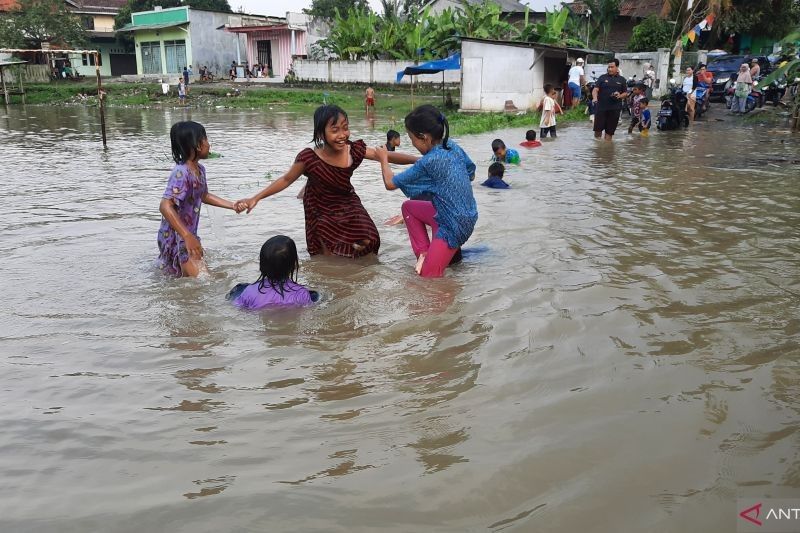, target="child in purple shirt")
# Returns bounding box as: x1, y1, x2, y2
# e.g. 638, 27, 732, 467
228, 235, 319, 309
